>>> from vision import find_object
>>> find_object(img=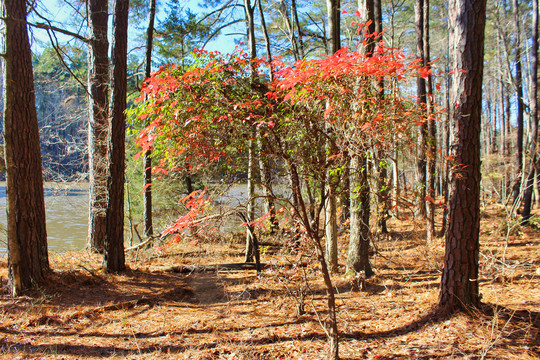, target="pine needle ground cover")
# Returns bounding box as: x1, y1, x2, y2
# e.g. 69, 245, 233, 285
0, 205, 538, 359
